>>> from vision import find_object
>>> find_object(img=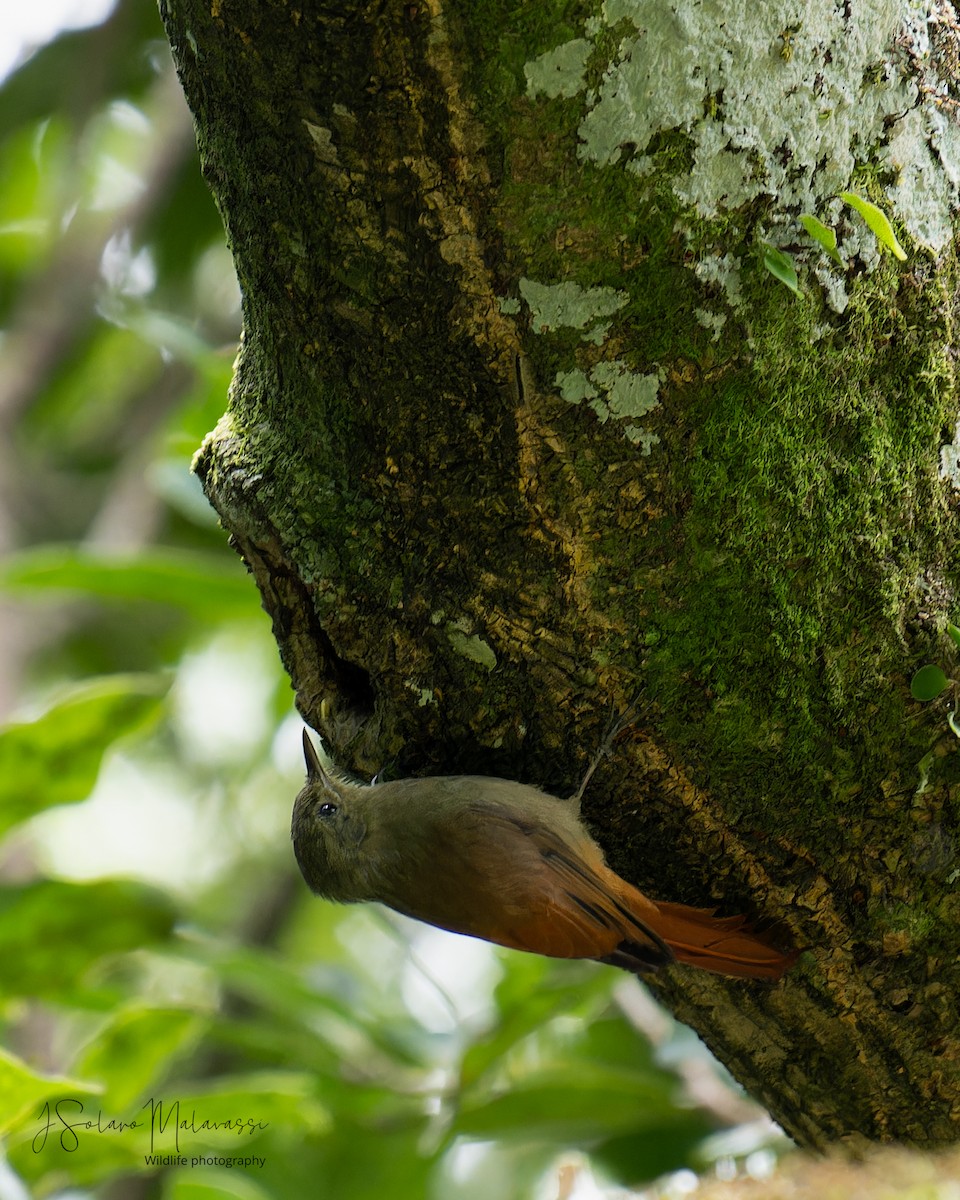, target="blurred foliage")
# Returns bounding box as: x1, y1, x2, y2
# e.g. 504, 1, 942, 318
0, 3, 782, 1197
